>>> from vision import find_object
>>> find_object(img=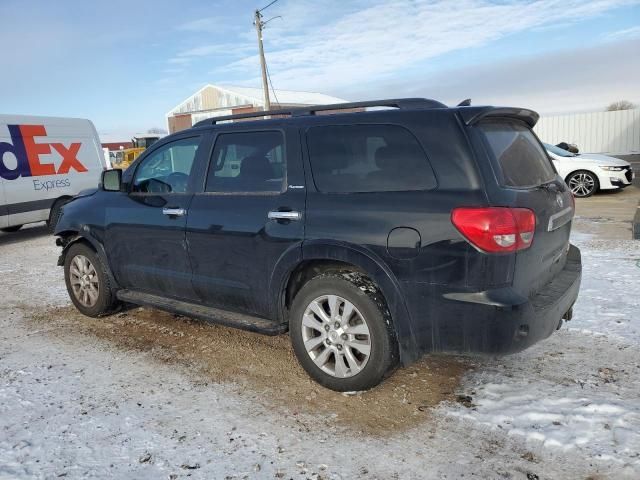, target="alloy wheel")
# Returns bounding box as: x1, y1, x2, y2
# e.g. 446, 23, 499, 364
69, 254, 100, 308
301, 295, 372, 378
568, 172, 596, 197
